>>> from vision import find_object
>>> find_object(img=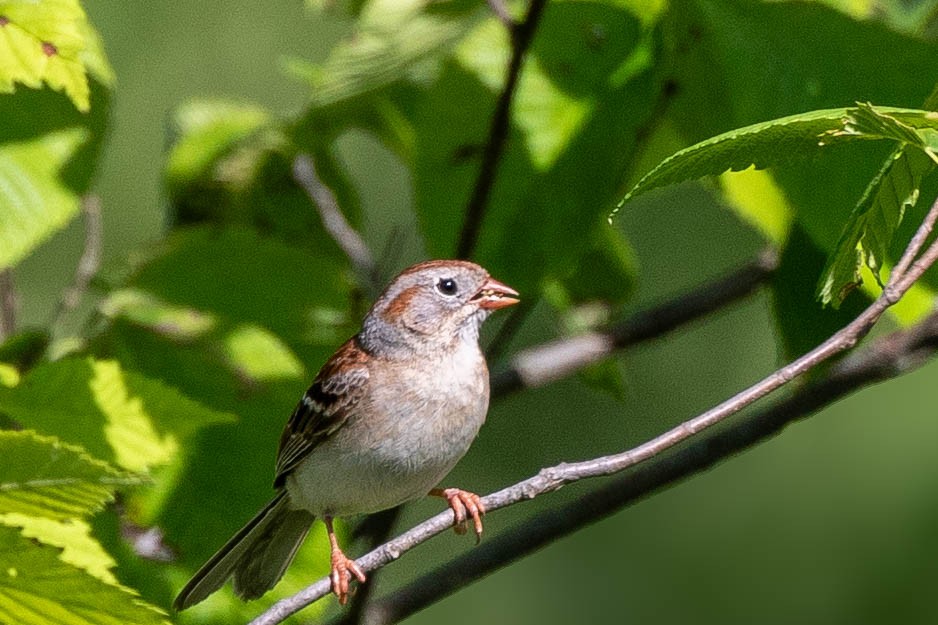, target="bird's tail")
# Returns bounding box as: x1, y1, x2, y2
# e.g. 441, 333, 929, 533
173, 490, 315, 610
